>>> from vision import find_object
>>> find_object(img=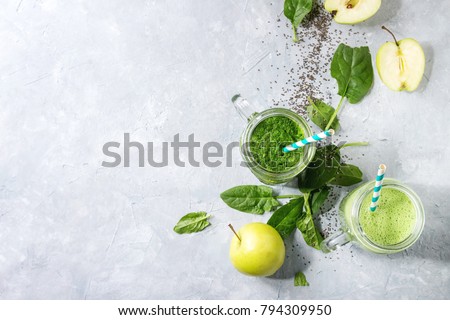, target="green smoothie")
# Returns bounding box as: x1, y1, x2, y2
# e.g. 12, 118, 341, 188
359, 188, 416, 246
340, 180, 417, 248
250, 116, 304, 172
